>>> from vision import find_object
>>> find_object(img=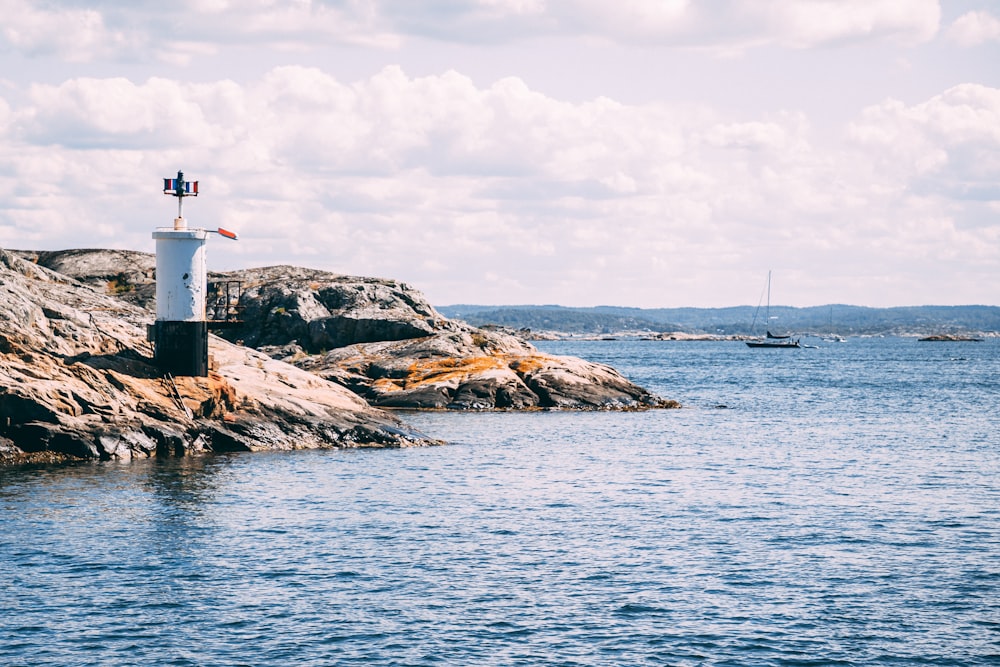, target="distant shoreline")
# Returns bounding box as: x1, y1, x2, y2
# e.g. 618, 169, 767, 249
439, 304, 1000, 339
523, 331, 998, 342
